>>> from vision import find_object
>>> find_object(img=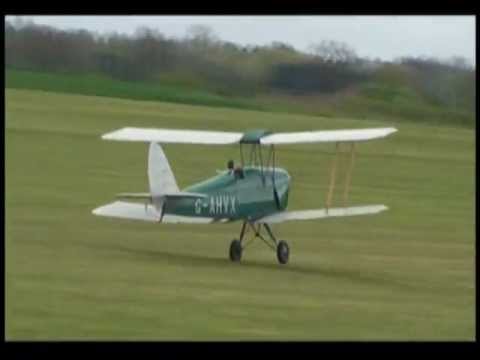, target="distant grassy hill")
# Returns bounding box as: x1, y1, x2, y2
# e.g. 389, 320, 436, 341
6, 68, 475, 128
5, 69, 264, 111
